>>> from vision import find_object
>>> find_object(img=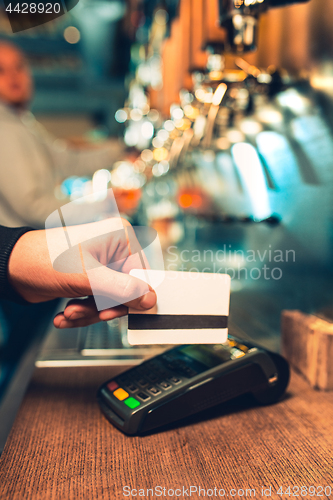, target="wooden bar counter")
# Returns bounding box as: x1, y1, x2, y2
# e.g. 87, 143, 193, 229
1, 365, 333, 499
